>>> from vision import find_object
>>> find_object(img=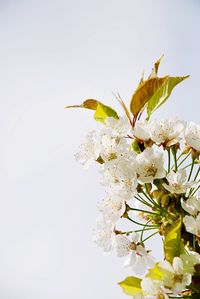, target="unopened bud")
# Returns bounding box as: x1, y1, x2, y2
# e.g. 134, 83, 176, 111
131, 139, 141, 153
161, 194, 170, 207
